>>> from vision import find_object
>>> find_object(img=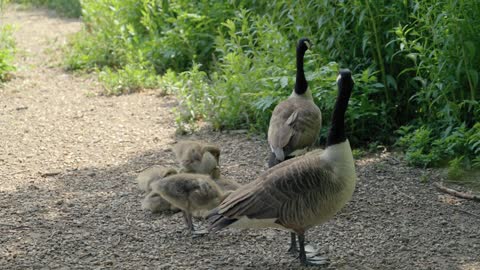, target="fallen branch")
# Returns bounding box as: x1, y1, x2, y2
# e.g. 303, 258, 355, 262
434, 182, 480, 202
40, 171, 61, 177
0, 223, 30, 230
454, 208, 480, 219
